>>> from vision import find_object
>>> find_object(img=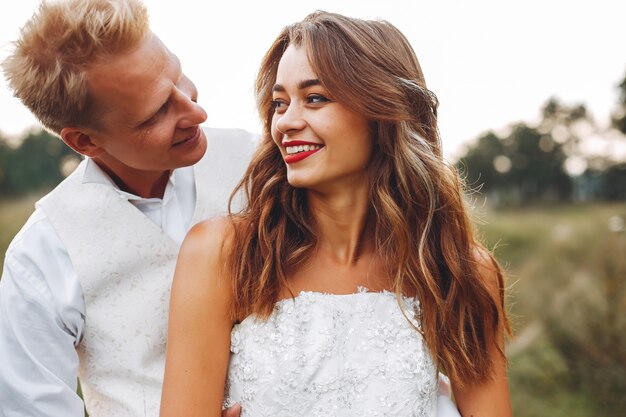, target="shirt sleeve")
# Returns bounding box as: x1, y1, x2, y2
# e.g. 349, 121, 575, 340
0, 210, 86, 417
